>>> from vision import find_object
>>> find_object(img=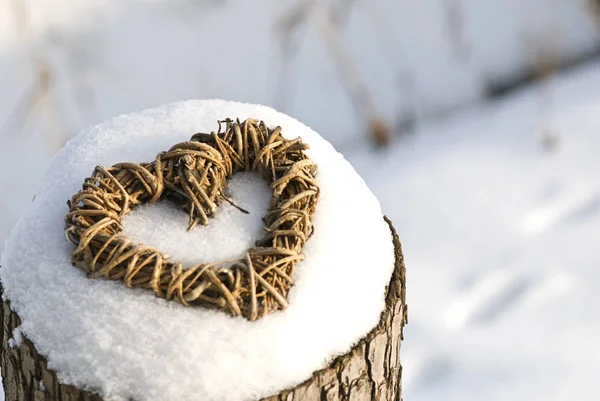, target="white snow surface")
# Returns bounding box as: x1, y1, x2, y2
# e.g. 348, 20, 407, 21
0, 100, 395, 401
345, 61, 600, 401
123, 172, 272, 268
7, 326, 22, 349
